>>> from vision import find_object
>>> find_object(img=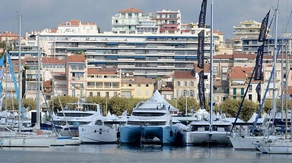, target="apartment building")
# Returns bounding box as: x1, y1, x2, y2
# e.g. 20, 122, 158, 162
111, 8, 158, 34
